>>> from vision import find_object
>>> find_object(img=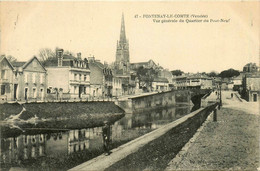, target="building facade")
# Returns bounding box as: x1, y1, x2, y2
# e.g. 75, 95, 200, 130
45, 50, 90, 100
0, 57, 16, 102
130, 60, 157, 70
103, 68, 113, 97
88, 57, 105, 98
112, 76, 122, 97
241, 72, 260, 102
152, 77, 169, 91
11, 57, 47, 101
173, 74, 213, 90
